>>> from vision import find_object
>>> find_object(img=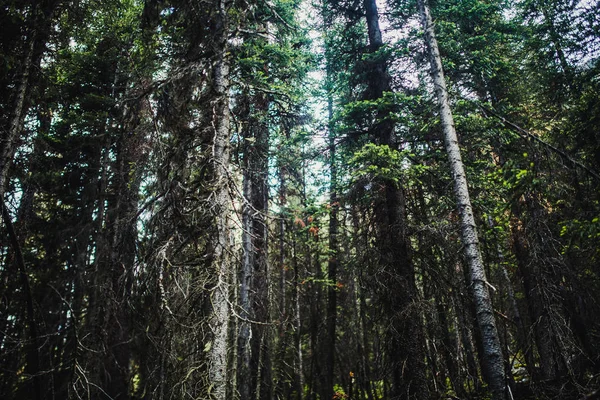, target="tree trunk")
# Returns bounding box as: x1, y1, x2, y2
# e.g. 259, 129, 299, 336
252, 89, 271, 400
362, 1, 429, 398
237, 72, 271, 400
511, 215, 567, 381
321, 96, 338, 400
206, 2, 232, 398
0, 0, 62, 195
0, 35, 34, 197
292, 235, 304, 400
274, 164, 290, 399
487, 216, 537, 382
238, 95, 254, 400
417, 1, 506, 398
350, 204, 376, 400
100, 78, 151, 399
307, 232, 322, 400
